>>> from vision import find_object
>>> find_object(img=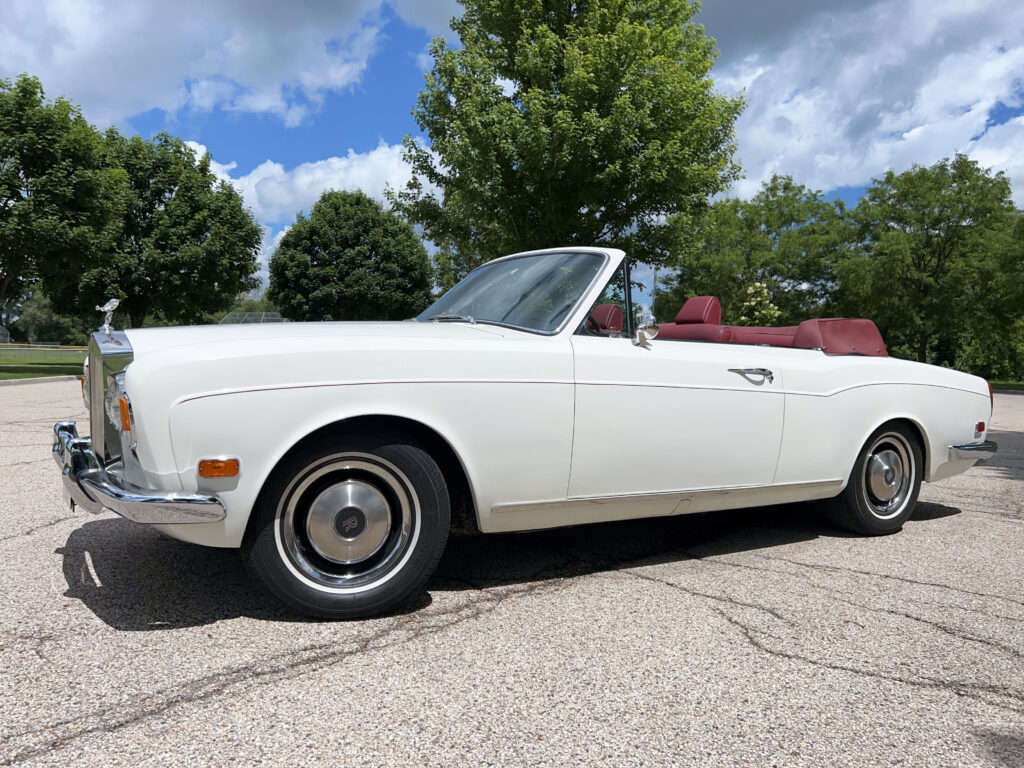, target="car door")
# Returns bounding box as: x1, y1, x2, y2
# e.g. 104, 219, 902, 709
569, 333, 786, 501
